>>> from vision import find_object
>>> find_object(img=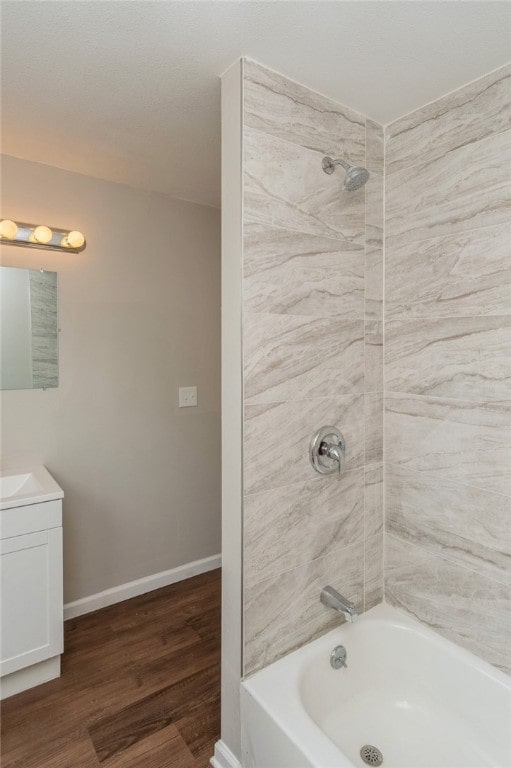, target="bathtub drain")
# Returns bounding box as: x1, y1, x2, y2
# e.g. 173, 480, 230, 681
360, 745, 383, 766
